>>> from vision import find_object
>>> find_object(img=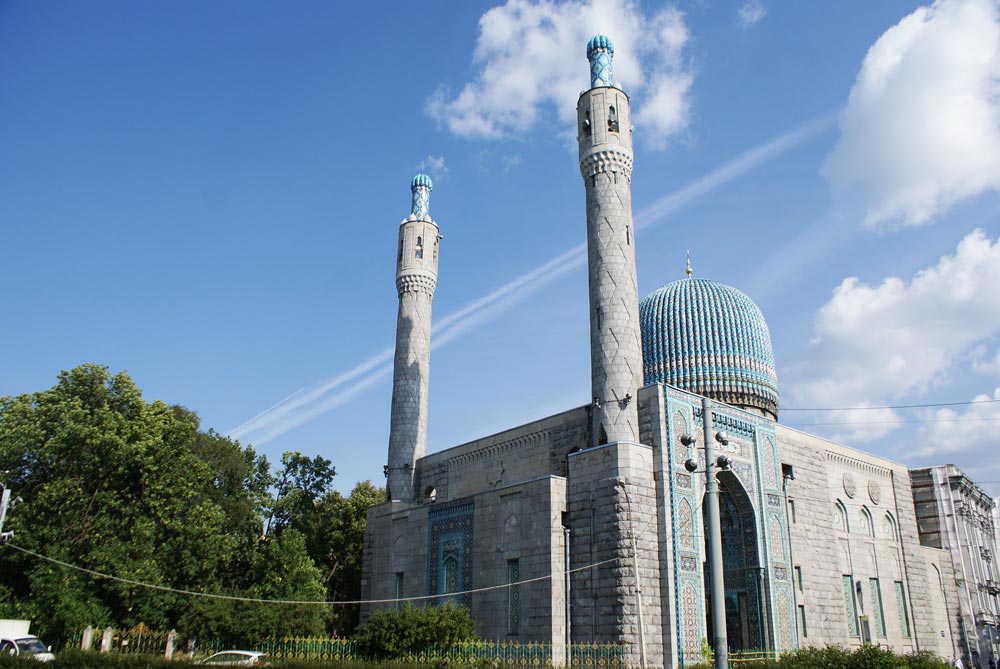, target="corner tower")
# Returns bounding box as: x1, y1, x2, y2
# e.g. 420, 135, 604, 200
386, 174, 440, 501
578, 36, 642, 445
